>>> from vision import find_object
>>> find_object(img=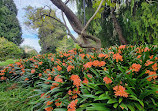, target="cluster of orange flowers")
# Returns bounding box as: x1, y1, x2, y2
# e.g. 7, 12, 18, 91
55, 99, 62, 107
113, 85, 128, 98
146, 70, 157, 81
50, 75, 63, 90
103, 76, 112, 84
130, 63, 141, 72
70, 75, 81, 87
113, 53, 123, 62
67, 99, 78, 111
67, 65, 75, 72
83, 60, 106, 69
